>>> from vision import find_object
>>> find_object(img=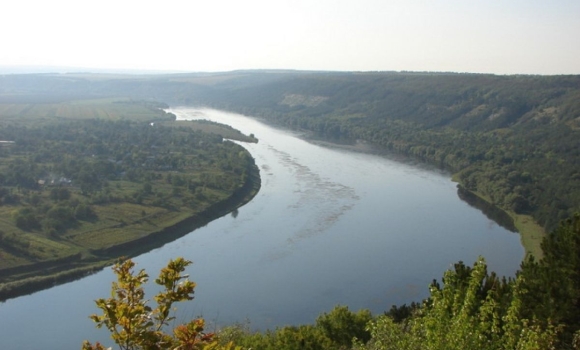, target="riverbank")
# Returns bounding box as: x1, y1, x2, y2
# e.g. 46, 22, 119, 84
0, 163, 261, 301
452, 175, 545, 259
508, 212, 545, 259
